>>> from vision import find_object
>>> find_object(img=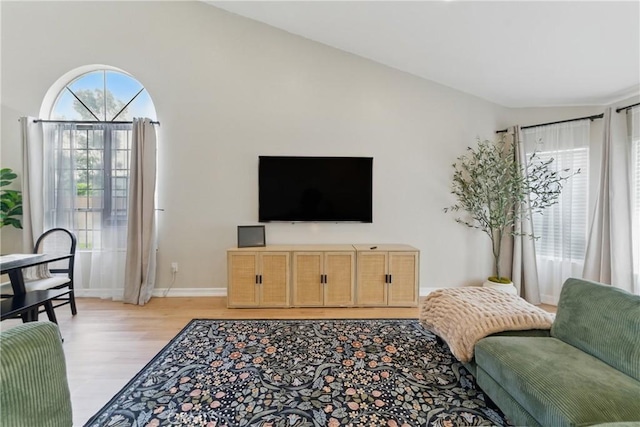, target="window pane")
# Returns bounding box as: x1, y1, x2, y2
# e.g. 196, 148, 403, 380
118, 89, 157, 121
61, 130, 73, 149
75, 193, 89, 210
106, 71, 144, 121
75, 130, 88, 149
113, 130, 130, 150
114, 150, 129, 171
68, 71, 105, 121
530, 148, 589, 261
88, 129, 104, 149
51, 90, 87, 121
91, 189, 104, 210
